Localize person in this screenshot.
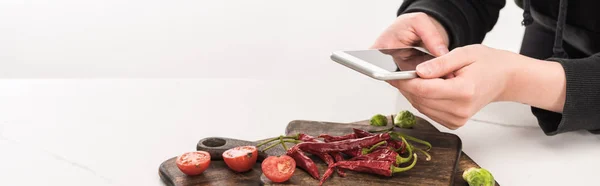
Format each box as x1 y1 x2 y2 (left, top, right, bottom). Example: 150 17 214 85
372 0 600 135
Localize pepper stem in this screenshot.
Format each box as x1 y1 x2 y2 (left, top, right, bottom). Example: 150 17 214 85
361 141 387 155
414 147 431 161
388 134 406 153
368 126 394 133
391 153 418 174
280 135 288 150
395 155 403 165
391 132 432 151
256 134 298 147
261 139 301 152
399 137 413 164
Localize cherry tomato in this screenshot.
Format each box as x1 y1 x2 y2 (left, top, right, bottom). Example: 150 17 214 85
223 146 258 172
261 155 296 183
176 151 211 176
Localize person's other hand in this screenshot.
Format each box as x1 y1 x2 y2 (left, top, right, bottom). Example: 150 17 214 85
372 12 450 57
388 45 545 129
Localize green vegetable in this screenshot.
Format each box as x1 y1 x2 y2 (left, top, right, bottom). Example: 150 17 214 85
394 110 416 128
370 114 388 126
462 167 495 186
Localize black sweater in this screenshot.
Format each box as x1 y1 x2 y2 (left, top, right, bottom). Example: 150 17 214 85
397 0 600 135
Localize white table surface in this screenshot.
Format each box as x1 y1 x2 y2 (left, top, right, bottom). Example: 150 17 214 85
1 78 599 186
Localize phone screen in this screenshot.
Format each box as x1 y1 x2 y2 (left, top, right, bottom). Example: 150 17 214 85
344 48 434 72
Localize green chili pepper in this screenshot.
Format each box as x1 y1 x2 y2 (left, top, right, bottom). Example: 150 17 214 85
370 114 388 126
394 110 416 128
463 167 495 186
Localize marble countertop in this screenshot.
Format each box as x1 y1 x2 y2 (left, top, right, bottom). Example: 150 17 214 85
1 78 598 186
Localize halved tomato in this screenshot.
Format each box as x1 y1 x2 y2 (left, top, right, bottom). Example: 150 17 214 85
261 155 296 183
176 151 211 176
223 146 258 172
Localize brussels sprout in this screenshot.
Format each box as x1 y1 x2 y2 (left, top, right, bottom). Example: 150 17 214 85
462 167 495 186
370 114 388 126
394 110 416 128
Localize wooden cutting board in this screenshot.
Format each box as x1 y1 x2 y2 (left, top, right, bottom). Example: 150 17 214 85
159 118 467 186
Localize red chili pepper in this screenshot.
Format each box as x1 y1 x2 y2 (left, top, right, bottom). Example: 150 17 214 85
298 133 318 142
389 139 406 153
351 148 404 166
360 141 388 155
352 128 373 138
296 134 347 177
331 152 346 177
297 133 390 153
318 133 357 142
342 149 361 157
342 138 388 158
286 145 320 180
389 140 404 151
353 128 406 153
295 133 337 176
319 156 418 186
314 152 334 167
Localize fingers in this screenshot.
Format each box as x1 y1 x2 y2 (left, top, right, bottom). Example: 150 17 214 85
379 48 404 56
400 88 449 113
443 73 456 79
371 40 392 49
417 98 474 119
413 104 465 130
372 12 448 54
389 78 472 99
415 45 485 78
386 48 418 58
387 49 432 71
392 80 470 130
399 88 468 130
371 30 416 50
408 13 449 56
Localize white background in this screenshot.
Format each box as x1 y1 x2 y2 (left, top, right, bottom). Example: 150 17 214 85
1 0 524 79
3 1 596 186
1 0 537 124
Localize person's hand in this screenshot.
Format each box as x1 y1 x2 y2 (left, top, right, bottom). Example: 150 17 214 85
380 48 435 71
372 12 450 57
388 45 564 129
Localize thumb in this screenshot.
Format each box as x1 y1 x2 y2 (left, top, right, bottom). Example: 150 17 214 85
415 47 475 78
411 14 449 56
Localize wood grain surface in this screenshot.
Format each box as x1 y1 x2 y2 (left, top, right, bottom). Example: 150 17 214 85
159 117 468 186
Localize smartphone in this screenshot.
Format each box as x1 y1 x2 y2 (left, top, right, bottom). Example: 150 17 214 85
330 47 434 80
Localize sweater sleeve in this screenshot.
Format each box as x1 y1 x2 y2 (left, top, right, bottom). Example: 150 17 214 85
532 53 600 135
397 0 506 49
